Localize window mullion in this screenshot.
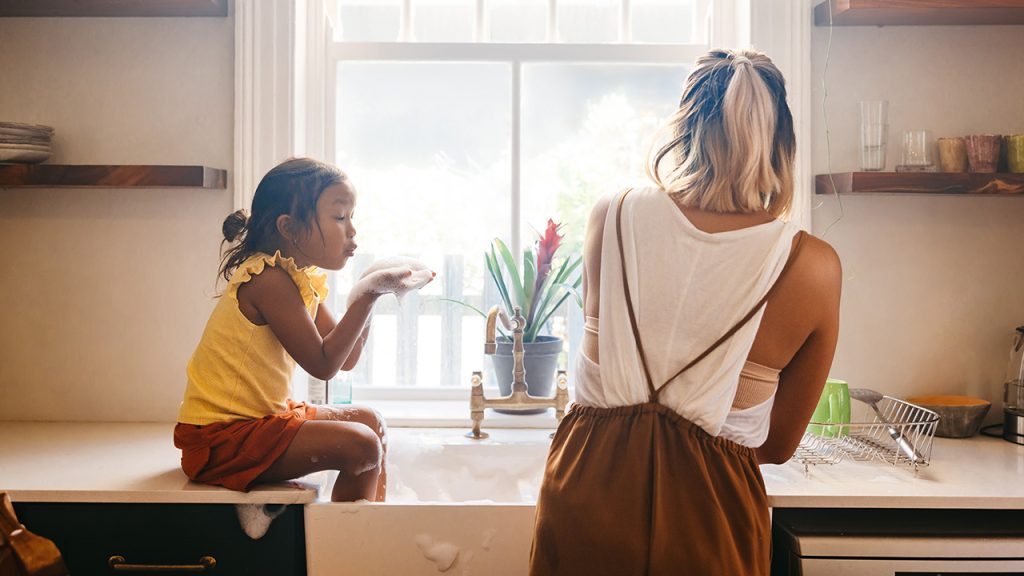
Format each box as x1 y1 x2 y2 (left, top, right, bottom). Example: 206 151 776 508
475 0 486 42
619 0 631 43
400 0 412 41
331 42 709 63
546 0 557 43
510 60 522 262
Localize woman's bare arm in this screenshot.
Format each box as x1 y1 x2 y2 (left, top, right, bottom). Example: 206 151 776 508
755 238 842 464
581 194 614 364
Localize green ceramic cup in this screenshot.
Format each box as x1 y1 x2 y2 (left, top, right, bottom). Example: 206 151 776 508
807 378 851 437
1006 134 1024 173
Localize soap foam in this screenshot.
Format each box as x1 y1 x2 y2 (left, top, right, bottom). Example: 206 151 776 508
480 528 497 551
414 533 460 572
348 256 435 306
234 503 287 540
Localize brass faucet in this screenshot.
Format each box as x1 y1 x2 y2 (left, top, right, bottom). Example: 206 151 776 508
467 305 570 439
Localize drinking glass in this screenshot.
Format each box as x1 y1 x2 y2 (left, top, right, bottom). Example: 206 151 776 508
860 100 888 125
937 137 968 172
898 130 933 170
859 101 888 171
966 134 1002 173
1006 134 1024 173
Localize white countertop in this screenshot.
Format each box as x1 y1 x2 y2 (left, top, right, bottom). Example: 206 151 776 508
0 422 318 504
764 432 1024 509
3 421 1024 508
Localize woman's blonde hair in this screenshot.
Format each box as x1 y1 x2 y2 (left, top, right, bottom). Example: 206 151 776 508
646 48 795 218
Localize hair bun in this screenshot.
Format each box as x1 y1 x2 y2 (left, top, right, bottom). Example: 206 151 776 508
222 209 249 243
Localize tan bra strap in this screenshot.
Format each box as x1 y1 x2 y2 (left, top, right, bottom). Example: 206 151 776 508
614 188 658 399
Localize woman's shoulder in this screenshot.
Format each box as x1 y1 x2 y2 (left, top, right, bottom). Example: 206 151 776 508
587 186 659 223
787 231 842 304
794 232 841 278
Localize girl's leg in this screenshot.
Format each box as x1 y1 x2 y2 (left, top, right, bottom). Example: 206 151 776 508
255 420 382 502
315 405 388 502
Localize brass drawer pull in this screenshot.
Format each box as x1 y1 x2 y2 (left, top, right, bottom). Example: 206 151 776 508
108 555 216 572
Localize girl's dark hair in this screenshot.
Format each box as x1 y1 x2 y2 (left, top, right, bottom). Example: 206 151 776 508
218 157 348 283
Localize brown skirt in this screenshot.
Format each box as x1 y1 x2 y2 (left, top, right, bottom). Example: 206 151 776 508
530 402 770 576
173 401 317 492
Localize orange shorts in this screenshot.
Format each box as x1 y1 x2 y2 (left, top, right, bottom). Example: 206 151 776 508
173 401 317 492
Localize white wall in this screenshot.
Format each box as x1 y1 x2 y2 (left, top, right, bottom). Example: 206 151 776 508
0 15 234 422
810 24 1024 416
2 12 1022 424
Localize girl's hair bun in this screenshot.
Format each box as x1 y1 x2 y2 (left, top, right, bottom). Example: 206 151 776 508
222 209 249 243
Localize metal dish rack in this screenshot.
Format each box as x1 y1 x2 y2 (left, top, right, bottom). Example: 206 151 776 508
793 395 939 477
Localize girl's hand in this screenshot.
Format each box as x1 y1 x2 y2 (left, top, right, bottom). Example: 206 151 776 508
347 257 436 306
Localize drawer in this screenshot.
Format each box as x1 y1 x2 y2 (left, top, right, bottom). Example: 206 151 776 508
13 503 305 576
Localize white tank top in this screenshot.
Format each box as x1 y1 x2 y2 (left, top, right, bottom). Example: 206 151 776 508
574 187 799 447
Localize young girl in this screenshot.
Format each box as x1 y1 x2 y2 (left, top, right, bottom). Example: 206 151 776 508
174 157 433 502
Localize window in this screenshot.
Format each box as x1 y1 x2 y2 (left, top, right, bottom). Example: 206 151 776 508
318 0 732 399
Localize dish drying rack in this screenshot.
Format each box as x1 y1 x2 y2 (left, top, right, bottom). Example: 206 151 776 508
793 395 939 477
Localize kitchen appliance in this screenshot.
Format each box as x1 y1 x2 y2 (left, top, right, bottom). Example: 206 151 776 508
771 508 1024 575
1004 326 1024 445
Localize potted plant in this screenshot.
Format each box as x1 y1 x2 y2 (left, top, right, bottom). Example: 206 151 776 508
475 220 582 409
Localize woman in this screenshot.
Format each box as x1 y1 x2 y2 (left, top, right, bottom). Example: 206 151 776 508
530 49 841 575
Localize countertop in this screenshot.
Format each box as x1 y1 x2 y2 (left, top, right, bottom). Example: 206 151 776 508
0 422 319 504
763 432 1024 509
3 422 1024 508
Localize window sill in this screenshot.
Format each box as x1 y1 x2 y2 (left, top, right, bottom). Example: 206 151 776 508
363 400 560 429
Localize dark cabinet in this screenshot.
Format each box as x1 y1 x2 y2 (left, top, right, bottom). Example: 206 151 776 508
13 502 305 576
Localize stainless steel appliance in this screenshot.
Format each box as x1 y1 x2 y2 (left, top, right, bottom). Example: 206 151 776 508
771 508 1024 575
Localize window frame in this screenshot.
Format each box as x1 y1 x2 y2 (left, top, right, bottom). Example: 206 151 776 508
326 42 712 400
288 0 813 403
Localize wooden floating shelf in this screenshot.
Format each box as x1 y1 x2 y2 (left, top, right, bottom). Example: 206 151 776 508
0 164 227 189
816 172 1024 196
814 0 1024 26
0 0 228 17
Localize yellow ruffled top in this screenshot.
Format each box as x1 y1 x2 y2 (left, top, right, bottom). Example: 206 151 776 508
177 251 329 426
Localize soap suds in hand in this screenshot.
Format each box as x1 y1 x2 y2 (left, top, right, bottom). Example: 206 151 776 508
347 256 435 307
414 533 460 572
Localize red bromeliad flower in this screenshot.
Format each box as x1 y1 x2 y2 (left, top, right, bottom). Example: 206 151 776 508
527 219 564 328
535 219 563 281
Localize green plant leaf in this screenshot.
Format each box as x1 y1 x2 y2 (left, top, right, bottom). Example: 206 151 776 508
524 254 582 341
532 290 577 339
493 238 526 313
550 253 583 287
485 247 513 315
432 297 488 318
523 247 537 322
559 282 583 308
433 297 509 340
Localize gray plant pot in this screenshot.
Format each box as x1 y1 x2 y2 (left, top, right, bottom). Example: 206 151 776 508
490 335 563 414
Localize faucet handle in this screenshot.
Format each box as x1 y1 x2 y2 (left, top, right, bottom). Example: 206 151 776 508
510 306 526 333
